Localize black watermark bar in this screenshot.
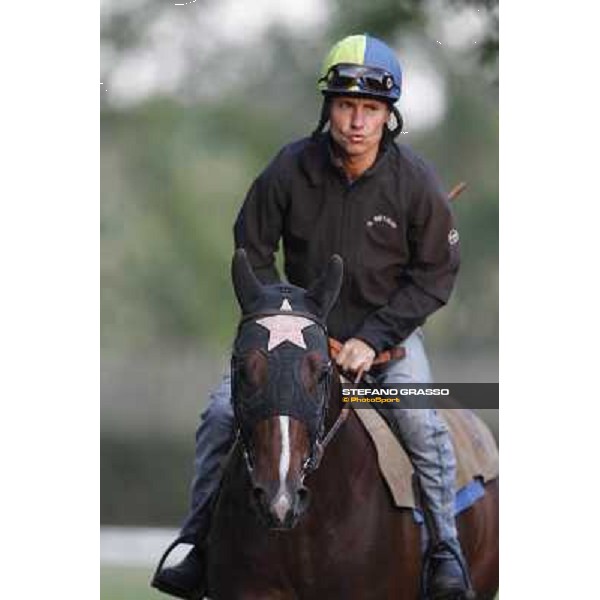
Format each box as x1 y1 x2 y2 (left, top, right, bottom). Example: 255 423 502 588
340 383 499 410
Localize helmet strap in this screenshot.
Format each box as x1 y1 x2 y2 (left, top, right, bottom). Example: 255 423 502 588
311 98 332 140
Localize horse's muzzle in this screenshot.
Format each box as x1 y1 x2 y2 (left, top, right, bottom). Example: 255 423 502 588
252 483 310 530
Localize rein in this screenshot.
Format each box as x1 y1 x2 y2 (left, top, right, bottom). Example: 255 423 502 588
328 337 406 366
308 337 406 470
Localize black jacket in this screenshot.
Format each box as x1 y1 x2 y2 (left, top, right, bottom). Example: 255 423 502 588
234 133 460 354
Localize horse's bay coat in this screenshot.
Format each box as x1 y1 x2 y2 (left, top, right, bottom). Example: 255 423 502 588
234 132 460 354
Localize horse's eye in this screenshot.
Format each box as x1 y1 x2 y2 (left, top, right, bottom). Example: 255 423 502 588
235 351 268 390
301 353 330 395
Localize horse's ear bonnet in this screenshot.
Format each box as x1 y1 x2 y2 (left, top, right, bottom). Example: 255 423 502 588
232 249 263 314
305 255 343 319
231 251 344 450
232 250 343 318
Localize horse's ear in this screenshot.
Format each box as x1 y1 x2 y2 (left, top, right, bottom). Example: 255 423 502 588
232 249 263 313
305 254 344 318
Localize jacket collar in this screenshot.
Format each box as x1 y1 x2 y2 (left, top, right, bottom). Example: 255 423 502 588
300 132 393 187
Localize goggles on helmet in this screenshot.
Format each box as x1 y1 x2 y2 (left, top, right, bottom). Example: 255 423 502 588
318 63 396 95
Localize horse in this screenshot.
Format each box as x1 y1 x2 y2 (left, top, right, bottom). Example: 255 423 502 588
205 249 499 599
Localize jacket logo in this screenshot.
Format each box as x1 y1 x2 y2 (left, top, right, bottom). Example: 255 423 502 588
366 214 398 229
448 229 460 245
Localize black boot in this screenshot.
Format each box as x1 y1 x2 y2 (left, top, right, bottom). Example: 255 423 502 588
424 541 475 600
151 542 207 600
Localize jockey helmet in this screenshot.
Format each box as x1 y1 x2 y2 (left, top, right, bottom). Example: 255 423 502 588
317 34 402 104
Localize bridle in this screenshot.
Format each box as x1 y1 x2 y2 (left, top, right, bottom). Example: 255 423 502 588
232 308 350 484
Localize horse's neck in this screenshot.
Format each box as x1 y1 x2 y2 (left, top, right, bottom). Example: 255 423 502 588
312 374 380 512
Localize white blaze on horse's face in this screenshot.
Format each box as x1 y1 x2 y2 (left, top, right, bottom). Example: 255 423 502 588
272 415 292 523
256 300 313 351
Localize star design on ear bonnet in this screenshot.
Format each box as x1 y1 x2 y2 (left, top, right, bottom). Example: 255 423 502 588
256 299 314 351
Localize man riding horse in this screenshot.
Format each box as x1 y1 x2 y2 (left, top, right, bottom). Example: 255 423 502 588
152 34 470 599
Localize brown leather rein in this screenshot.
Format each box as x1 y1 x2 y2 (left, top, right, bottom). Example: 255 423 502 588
310 338 406 469
328 338 406 366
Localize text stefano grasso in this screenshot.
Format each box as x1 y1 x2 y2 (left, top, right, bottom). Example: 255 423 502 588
342 387 451 396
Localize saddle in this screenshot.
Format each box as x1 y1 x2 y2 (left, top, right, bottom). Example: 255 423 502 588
327 337 498 514
354 406 499 512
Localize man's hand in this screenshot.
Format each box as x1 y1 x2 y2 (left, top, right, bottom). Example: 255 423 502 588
335 338 376 383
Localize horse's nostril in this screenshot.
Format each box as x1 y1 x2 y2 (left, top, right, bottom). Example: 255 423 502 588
253 485 267 506
296 485 311 512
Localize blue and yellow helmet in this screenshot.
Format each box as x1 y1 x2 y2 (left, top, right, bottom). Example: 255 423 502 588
318 34 402 103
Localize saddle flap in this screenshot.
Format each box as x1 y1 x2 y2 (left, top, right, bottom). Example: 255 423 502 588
354 407 499 509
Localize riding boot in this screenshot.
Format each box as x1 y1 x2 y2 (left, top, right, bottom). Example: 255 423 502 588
422 538 474 600
385 408 474 599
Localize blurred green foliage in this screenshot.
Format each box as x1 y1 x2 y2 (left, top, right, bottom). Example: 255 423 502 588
102 434 194 525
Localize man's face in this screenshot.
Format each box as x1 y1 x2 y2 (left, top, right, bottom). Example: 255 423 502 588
328 96 390 158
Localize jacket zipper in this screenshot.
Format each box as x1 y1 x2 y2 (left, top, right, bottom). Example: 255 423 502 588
339 181 354 340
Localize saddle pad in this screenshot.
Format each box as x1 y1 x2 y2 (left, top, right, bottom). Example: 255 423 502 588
354 407 499 509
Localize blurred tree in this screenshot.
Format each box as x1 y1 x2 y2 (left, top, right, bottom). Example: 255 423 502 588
101 0 498 99
449 0 498 71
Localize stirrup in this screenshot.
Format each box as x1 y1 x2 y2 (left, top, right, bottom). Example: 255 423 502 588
420 539 476 600
151 536 191 582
